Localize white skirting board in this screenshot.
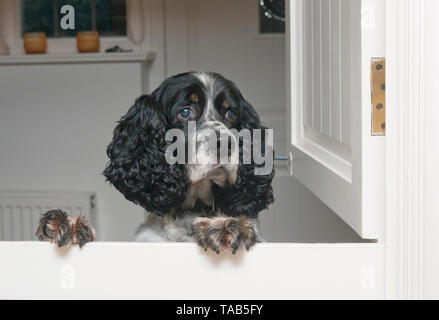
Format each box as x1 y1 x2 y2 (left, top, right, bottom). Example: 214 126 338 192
0 242 384 299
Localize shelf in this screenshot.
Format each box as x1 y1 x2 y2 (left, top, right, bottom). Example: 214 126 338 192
0 51 156 65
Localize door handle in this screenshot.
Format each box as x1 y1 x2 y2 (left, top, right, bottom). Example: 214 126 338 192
275 153 294 175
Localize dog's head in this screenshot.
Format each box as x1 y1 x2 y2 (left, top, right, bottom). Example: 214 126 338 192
103 72 274 218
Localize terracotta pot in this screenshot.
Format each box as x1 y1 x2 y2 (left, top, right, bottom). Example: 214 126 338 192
24 32 47 54
76 31 100 53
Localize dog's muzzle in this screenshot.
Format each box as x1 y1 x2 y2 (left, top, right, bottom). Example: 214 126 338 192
187 121 238 186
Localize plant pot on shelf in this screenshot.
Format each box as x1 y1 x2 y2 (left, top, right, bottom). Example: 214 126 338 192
23 32 47 54
76 31 100 53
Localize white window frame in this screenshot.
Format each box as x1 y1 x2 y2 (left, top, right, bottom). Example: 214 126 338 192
2 0 138 54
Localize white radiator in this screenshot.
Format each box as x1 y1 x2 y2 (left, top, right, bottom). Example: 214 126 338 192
0 191 96 241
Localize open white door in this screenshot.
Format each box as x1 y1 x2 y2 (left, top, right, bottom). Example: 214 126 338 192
286 0 385 239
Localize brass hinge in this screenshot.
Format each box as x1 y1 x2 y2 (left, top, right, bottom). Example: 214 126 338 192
371 58 386 136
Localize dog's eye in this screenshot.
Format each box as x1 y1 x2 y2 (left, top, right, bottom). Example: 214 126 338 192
179 108 193 119
225 110 237 121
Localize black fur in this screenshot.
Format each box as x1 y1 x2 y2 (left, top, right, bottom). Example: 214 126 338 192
103 95 188 216
213 100 275 218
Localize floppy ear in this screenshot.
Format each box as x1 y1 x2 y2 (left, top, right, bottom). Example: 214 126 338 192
213 100 275 218
103 95 188 216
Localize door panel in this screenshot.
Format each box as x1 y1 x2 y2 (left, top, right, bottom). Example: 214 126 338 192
304 0 352 147
286 0 385 239
0 242 384 299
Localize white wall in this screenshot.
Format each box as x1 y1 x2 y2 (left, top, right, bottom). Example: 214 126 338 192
0 62 147 241
260 173 366 243
422 0 439 299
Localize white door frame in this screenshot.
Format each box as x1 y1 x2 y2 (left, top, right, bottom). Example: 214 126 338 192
286 0 425 299
385 0 425 300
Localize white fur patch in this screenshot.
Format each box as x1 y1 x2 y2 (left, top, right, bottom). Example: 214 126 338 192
135 215 197 242
194 72 216 120
188 72 239 185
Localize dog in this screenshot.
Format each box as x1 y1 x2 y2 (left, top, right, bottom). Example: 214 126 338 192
37 72 275 254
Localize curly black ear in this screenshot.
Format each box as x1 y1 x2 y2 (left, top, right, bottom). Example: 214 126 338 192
103 95 187 216
213 100 275 218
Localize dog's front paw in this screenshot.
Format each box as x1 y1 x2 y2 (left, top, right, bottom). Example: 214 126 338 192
36 210 71 247
36 210 96 248
192 217 259 254
69 216 97 247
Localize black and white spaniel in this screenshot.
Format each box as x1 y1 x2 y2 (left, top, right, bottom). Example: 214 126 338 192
37 72 275 254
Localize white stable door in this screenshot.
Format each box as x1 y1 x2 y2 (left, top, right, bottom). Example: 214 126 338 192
286 0 386 239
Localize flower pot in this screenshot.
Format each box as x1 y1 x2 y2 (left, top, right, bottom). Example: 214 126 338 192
76 31 100 53
23 32 47 54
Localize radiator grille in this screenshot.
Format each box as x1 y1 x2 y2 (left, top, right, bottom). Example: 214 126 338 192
0 191 96 241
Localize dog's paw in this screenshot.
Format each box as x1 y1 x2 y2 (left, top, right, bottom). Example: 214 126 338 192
36 210 96 248
69 216 97 247
192 217 259 254
36 210 71 247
